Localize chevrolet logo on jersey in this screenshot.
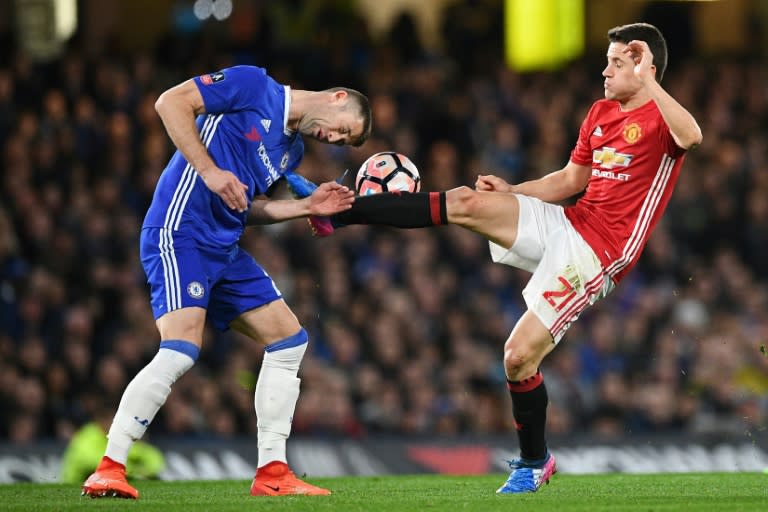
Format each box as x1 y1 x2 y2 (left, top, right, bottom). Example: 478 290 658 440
592 147 633 169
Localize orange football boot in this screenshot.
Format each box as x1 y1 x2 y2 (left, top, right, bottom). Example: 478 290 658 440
250 461 330 496
81 457 139 499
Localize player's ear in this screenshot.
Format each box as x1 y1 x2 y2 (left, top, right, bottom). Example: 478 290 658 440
332 89 348 103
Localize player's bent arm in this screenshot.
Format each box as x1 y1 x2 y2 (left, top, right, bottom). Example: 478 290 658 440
155 80 249 212
155 80 220 178
644 79 702 150
510 161 591 203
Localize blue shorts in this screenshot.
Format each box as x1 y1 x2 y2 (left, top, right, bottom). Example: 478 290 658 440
139 227 282 330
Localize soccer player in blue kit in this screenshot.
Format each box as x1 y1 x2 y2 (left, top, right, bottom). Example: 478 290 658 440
81 66 370 499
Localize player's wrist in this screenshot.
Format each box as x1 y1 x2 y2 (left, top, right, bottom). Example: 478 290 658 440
301 197 317 216
195 164 219 181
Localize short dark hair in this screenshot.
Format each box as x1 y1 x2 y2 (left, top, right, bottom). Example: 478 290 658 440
607 23 668 83
328 87 372 147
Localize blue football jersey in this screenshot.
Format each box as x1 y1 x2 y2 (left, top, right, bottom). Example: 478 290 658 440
142 66 305 248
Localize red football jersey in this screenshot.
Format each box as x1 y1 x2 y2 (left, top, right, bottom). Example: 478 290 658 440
565 99 687 283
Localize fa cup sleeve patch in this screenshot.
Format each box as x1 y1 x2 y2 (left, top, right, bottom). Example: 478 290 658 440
200 71 225 85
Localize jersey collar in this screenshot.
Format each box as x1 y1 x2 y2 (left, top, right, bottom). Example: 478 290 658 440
283 85 293 136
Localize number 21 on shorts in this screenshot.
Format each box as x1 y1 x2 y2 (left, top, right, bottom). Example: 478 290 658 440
542 276 577 312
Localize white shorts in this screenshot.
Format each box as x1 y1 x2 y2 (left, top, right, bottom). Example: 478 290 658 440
489 195 614 343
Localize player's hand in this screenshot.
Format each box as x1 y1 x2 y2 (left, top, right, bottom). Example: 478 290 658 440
475 174 513 193
201 168 249 212
624 40 654 84
308 181 354 215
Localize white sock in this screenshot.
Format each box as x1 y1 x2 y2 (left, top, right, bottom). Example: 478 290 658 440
105 340 199 465
255 329 308 467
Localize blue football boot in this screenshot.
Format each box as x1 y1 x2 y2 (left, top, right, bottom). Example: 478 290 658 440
496 453 557 494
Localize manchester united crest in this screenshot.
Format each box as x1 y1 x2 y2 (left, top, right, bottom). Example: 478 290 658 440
623 123 642 144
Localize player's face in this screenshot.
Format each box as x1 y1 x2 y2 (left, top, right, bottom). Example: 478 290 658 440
299 94 364 146
309 111 363 146
602 42 643 102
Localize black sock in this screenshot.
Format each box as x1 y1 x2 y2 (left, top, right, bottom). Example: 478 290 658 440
334 191 447 228
507 371 548 461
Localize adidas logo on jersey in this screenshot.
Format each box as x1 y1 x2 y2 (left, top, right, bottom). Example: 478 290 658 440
592 126 603 137
261 119 271 133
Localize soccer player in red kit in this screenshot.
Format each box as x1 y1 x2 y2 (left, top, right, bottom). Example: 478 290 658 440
309 22 702 493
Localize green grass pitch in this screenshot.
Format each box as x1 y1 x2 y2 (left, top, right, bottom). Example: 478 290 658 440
1 473 766 511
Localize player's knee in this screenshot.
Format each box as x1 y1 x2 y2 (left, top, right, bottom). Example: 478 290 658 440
446 186 480 224
503 344 537 379
503 346 529 371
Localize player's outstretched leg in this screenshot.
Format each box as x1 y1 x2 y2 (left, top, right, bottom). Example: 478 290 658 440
250 461 331 496
496 453 557 494
81 456 139 499
309 191 448 237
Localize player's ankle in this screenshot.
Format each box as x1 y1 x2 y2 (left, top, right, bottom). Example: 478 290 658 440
97 456 126 472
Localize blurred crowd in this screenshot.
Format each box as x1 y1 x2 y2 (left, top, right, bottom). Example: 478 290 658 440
1 1 767 446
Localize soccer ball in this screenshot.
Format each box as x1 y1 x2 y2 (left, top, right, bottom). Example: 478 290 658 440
355 151 421 195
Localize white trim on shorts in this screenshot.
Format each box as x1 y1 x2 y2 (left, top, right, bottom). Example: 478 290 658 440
159 114 223 312
489 194 614 343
